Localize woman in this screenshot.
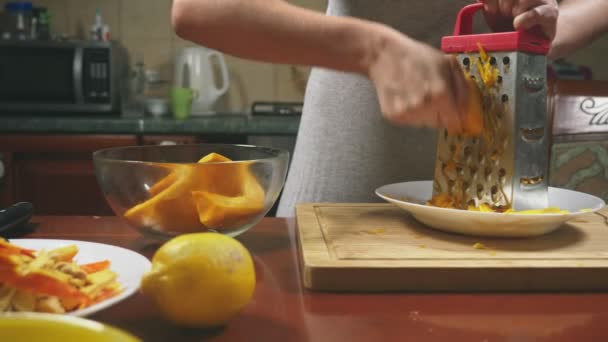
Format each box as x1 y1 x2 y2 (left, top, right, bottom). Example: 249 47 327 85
548 0 608 60
171 0 558 217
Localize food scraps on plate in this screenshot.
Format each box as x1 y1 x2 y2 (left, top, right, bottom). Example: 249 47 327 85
0 239 121 314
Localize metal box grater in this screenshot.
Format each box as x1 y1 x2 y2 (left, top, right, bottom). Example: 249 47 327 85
432 3 551 211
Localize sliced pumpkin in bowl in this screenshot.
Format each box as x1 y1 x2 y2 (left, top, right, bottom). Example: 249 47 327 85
123 164 201 233
192 161 265 229
123 152 266 233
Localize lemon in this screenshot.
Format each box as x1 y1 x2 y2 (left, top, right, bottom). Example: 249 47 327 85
140 232 256 327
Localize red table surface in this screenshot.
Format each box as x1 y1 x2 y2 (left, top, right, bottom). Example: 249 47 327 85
10 215 608 342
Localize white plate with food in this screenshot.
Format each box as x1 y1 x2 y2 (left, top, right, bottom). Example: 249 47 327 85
0 239 151 317
375 181 606 238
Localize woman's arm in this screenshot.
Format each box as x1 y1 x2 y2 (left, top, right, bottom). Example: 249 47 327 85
172 0 470 133
172 0 375 75
481 0 559 39
548 0 608 60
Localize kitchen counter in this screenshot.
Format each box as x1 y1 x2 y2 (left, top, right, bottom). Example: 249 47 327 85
0 114 300 136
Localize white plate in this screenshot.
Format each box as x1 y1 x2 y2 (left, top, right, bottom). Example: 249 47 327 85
9 239 151 317
375 181 606 238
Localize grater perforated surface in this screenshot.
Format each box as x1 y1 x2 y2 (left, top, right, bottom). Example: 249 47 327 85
431 49 549 211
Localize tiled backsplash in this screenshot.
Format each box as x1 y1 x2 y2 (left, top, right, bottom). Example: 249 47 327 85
566 35 608 81
33 0 326 112
24 0 608 111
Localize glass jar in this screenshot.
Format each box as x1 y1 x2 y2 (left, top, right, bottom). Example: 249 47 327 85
3 2 33 40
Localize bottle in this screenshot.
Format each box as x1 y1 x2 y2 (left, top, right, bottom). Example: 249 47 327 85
18 2 32 40
30 16 37 39
122 61 147 117
90 9 103 41
102 24 110 41
6 2 32 40
37 8 51 40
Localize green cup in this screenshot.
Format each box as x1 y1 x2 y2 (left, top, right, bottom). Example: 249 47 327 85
171 87 198 120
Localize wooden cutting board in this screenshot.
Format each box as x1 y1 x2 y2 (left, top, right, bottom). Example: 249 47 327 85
296 203 608 292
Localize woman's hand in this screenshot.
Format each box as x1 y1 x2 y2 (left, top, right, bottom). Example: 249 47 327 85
366 26 469 134
481 0 558 40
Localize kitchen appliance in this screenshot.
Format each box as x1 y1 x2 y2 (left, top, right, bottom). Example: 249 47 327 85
0 39 126 114
432 3 551 211
251 101 302 116
174 46 229 115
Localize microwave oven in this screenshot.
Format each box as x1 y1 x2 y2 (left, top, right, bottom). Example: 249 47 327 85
0 40 126 114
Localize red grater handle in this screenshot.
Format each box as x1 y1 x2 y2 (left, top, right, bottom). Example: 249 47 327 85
453 2 484 36
443 2 550 54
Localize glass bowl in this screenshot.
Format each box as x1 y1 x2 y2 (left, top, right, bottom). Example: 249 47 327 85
93 144 289 238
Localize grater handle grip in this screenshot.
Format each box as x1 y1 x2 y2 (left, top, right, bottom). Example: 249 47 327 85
453 3 485 36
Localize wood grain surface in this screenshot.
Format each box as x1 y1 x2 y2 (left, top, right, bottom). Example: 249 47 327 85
296 203 608 292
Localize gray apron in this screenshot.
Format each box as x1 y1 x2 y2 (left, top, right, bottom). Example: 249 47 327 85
277 0 476 216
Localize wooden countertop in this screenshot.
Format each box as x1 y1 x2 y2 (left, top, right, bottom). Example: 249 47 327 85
13 215 608 341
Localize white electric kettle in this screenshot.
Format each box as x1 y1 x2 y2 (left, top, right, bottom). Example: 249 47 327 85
174 46 230 115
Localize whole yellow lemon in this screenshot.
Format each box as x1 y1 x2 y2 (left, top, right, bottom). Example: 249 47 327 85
141 232 256 327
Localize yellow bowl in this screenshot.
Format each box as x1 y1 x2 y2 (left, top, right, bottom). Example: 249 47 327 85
0 313 140 342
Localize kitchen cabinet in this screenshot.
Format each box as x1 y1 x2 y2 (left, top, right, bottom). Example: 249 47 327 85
0 134 202 215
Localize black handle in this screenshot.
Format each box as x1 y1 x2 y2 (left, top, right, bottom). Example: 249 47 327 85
0 202 34 238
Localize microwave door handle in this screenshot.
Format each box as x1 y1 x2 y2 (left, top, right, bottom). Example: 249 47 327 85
73 47 84 104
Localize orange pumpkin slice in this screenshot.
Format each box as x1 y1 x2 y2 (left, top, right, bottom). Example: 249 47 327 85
192 160 265 228
0 268 88 302
123 152 266 233
123 164 201 233
462 74 483 137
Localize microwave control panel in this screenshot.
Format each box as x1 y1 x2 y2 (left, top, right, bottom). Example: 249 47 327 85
83 48 111 104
